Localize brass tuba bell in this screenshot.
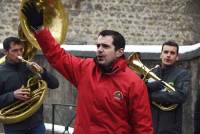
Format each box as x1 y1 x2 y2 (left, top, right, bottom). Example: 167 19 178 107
128 52 178 111
19 0 68 50
18 24 38 61
0 0 68 124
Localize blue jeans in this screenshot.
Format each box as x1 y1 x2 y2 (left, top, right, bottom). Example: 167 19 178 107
4 123 46 134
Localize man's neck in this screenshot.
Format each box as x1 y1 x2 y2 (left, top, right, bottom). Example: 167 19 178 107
161 64 175 71
98 62 114 73
6 57 19 65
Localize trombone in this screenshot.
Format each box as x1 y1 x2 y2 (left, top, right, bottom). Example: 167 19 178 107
128 52 178 111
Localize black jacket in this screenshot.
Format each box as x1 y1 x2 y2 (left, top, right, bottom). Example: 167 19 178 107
147 65 190 134
0 59 59 131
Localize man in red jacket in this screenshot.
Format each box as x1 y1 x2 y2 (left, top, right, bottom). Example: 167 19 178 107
22 2 153 134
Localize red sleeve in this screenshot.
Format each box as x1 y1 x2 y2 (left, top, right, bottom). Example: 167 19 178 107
129 79 153 134
34 28 83 87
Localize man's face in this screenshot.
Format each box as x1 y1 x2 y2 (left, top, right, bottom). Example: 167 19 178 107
160 45 178 66
5 43 24 63
96 35 123 67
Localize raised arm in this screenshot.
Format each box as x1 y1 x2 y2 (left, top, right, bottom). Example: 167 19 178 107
21 2 84 86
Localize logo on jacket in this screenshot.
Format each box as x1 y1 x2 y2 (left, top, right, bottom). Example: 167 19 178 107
113 91 123 100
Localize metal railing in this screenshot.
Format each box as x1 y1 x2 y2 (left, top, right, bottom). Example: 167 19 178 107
50 104 76 134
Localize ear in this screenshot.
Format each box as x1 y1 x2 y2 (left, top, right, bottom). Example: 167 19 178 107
160 53 162 59
3 50 8 55
176 55 179 61
116 48 124 57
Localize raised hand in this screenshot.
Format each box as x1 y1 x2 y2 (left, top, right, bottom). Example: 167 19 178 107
21 2 43 30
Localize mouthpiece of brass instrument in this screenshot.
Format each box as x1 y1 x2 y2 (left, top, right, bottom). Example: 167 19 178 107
17 56 30 64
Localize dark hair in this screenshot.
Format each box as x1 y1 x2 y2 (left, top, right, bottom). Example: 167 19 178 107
162 40 179 54
98 30 125 50
3 36 22 51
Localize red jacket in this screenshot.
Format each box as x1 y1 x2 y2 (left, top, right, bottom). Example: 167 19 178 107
35 28 153 134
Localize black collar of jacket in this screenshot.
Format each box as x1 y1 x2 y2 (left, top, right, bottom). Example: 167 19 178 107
5 57 23 70
94 57 126 74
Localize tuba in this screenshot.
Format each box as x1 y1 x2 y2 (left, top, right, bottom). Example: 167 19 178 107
128 52 178 111
0 0 68 124
19 0 68 50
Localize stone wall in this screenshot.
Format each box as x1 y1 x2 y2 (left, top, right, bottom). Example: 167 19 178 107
0 0 200 45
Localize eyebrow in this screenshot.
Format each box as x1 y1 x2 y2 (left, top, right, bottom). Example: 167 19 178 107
11 48 24 51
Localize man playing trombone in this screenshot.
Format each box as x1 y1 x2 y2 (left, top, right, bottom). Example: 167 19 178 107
146 41 191 134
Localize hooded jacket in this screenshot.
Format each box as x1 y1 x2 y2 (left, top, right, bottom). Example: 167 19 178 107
34 28 153 134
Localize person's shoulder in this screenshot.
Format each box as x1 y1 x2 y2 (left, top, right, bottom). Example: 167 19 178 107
0 62 6 70
126 66 139 75
176 67 189 74
0 63 7 79
124 67 143 81
82 58 94 64
175 67 191 79
79 57 95 68
85 58 94 62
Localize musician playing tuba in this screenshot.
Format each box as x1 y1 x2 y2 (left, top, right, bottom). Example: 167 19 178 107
0 37 59 133
146 41 190 134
